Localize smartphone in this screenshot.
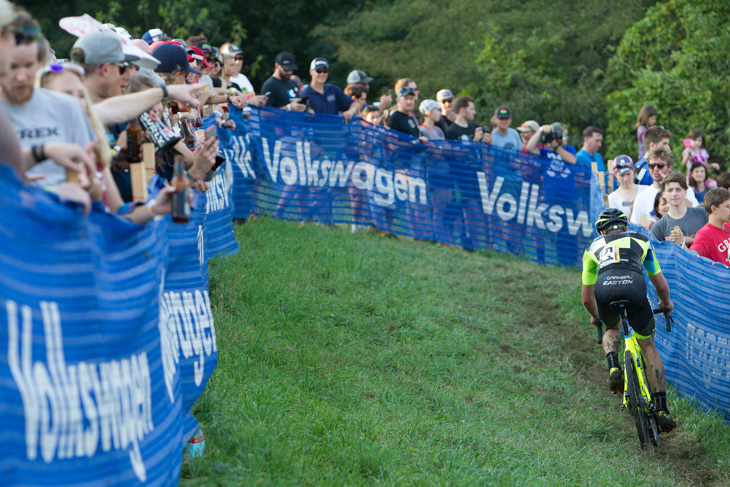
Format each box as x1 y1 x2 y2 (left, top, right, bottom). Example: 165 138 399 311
211 153 226 172
206 125 226 172
264 91 271 98
299 96 309 106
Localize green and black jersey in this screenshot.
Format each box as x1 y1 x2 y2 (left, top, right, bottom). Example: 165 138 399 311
582 232 661 286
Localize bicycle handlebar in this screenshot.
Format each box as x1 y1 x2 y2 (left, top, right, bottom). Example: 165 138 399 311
652 307 673 333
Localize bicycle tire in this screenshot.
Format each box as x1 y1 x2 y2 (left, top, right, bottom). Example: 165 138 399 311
643 360 661 447
625 352 652 451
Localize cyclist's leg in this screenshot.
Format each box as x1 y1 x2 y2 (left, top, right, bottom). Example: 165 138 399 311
631 300 662 392
632 303 676 431
635 334 665 394
594 273 624 372
594 290 623 390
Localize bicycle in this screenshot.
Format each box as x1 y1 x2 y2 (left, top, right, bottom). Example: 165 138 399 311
595 300 673 451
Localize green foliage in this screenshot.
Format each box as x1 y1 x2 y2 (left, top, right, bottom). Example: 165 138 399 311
26 0 366 88
316 0 652 135
605 0 730 166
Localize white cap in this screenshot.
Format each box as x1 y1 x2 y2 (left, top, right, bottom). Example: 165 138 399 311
0 0 16 28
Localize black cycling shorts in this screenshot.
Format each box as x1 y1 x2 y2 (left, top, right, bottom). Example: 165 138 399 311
594 269 655 338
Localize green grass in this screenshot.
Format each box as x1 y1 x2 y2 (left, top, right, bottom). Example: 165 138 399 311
182 218 730 486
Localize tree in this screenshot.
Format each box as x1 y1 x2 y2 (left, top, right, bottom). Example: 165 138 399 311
604 0 730 167
316 0 652 136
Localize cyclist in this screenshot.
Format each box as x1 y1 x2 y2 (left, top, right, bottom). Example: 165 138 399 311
581 208 677 432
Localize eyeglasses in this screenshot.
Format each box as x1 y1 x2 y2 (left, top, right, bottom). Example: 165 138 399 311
13 24 42 45
648 162 667 169
41 62 86 79
316 68 328 74
114 62 129 75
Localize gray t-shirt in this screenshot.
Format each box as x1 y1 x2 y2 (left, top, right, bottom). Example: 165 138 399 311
0 88 96 186
491 127 523 151
651 206 709 241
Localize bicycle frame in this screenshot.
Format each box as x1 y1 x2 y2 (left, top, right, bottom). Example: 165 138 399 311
616 305 653 413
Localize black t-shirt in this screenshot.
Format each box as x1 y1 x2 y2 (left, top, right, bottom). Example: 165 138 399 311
261 76 299 108
387 111 420 137
112 168 133 203
435 115 452 134
445 122 479 141
211 77 222 88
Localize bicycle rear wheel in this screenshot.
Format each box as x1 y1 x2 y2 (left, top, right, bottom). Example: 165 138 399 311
643 363 661 447
625 352 652 451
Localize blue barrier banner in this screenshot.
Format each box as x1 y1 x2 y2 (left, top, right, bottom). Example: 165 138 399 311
224 107 595 267
160 188 218 442
203 116 240 259
0 165 182 485
645 242 730 420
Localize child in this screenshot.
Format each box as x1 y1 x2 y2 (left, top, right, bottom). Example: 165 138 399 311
689 187 730 266
687 162 717 204
648 191 670 225
608 155 645 218
681 129 720 171
635 105 657 160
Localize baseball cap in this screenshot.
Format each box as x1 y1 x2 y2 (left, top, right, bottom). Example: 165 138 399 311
152 43 200 74
0 0 16 28
105 23 132 40
614 155 634 174
275 51 297 71
436 89 454 101
495 106 512 119
220 43 243 57
71 31 139 65
419 99 439 116
397 86 416 98
310 57 329 70
195 42 214 55
187 46 209 68
142 28 165 45
347 69 373 84
517 120 540 133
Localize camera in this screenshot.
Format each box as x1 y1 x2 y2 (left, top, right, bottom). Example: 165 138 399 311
541 123 563 145
541 131 558 144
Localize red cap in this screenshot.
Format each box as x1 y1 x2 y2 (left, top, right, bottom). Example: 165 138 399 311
187 46 210 68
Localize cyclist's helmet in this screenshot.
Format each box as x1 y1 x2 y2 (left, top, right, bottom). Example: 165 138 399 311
595 208 628 233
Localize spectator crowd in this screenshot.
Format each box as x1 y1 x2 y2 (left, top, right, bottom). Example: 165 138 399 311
1 3 729 265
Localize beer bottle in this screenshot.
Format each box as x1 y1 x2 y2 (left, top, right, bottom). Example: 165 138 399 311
127 120 143 162
172 154 190 223
180 120 197 148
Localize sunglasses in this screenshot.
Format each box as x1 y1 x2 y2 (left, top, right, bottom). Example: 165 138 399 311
648 162 667 169
316 68 328 74
114 62 129 75
206 58 221 66
234 56 244 62
13 24 42 45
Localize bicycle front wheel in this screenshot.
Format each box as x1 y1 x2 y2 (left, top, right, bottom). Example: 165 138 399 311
625 352 652 451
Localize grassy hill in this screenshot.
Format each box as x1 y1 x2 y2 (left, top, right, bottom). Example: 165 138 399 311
182 218 729 485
